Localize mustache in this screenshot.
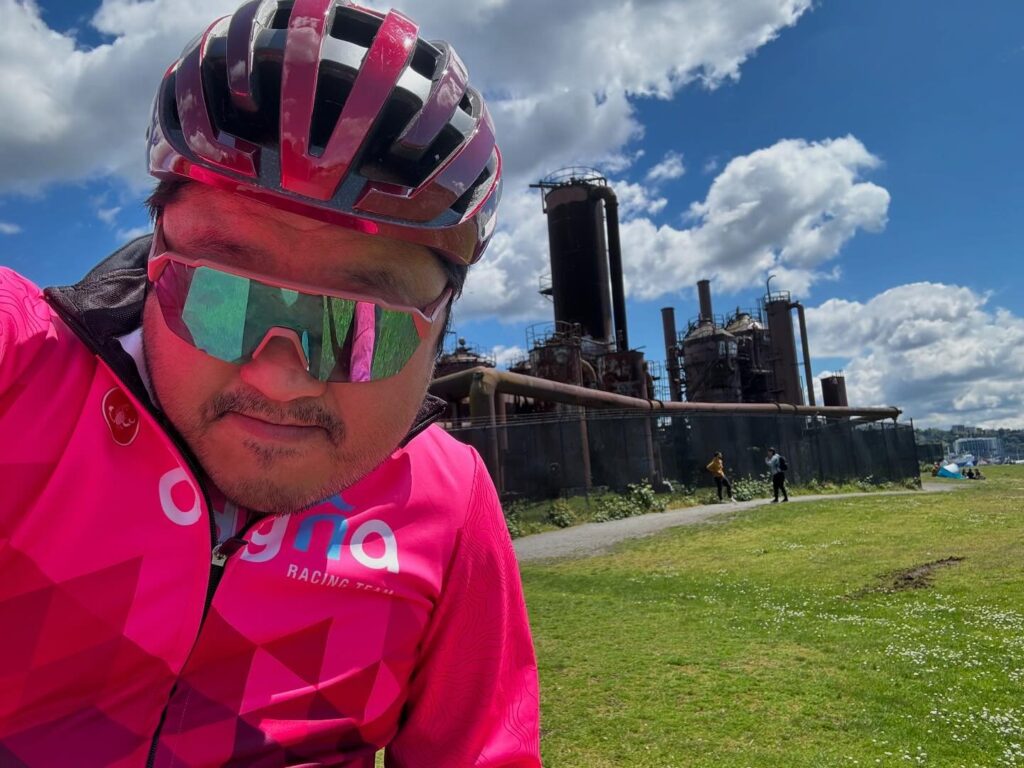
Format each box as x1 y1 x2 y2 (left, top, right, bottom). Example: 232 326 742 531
209 389 344 445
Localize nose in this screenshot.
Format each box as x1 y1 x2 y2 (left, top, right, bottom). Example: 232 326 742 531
239 329 327 401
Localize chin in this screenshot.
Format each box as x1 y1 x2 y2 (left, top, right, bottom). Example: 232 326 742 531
199 441 387 517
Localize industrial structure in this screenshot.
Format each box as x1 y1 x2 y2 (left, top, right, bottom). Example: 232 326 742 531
435 336 495 378
429 167 918 499
516 168 653 400
661 278 818 406
820 372 850 407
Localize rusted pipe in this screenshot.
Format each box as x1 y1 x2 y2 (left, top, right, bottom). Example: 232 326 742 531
697 280 714 323
431 367 901 422
661 307 682 401
793 302 816 407
591 186 628 351
467 370 502 493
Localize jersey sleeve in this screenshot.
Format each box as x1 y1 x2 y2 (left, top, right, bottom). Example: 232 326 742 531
0 268 56 399
385 454 542 768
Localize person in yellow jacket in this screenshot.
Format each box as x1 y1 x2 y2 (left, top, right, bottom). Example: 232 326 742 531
706 451 736 502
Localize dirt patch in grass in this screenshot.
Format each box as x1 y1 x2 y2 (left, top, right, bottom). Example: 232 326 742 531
852 556 966 597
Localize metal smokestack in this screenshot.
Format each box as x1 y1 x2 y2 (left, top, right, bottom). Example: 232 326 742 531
593 187 628 351
794 302 816 406
697 280 714 322
661 307 682 401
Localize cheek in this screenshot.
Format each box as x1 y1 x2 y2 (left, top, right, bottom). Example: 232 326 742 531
144 298 235 421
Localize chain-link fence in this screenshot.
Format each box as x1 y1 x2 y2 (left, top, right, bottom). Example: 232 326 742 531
443 408 920 500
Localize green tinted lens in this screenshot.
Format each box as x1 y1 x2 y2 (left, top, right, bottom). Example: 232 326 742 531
319 298 355 380
181 267 250 361
370 308 421 379
174 264 424 382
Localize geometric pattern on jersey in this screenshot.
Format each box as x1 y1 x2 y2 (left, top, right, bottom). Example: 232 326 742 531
0 545 174 767
152 603 418 766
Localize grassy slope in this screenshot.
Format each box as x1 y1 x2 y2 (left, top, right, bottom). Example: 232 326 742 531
523 466 1024 767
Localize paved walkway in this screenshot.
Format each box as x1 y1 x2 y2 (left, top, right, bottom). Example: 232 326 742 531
513 482 957 563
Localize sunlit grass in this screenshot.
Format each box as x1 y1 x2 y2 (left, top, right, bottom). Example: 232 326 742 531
523 465 1024 767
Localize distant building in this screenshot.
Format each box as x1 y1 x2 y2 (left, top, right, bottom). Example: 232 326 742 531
953 437 1004 461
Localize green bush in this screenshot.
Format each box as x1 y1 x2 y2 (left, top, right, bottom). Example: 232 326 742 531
626 481 667 513
546 499 576 528
731 473 773 502
502 503 525 539
588 481 668 523
593 495 635 522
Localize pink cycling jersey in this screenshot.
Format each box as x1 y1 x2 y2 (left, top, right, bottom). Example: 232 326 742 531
0 267 542 767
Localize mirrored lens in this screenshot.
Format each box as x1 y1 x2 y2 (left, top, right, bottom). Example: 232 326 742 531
152 260 424 382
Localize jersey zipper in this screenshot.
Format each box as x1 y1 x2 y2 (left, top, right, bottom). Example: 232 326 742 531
143 532 252 768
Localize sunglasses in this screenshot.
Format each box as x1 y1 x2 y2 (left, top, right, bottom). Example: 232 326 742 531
147 222 451 383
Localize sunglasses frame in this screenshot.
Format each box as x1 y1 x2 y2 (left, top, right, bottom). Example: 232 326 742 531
147 220 453 336
146 219 453 380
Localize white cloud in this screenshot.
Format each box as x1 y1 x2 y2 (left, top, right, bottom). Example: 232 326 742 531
0 0 241 193
491 345 526 369
458 135 890 322
610 179 668 219
702 157 721 174
0 0 812 195
806 283 1024 428
117 224 152 241
97 205 121 224
0 221 22 235
623 136 889 300
645 151 686 184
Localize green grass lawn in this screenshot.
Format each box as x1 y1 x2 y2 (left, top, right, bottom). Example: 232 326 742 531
522 465 1024 767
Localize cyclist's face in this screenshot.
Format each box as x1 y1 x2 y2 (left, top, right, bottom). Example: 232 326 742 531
143 184 448 515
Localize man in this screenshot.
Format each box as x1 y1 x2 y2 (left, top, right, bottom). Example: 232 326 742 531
705 451 736 502
0 2 541 766
766 447 789 503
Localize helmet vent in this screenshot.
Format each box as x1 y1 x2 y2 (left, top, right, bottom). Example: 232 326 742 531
162 73 182 132
423 125 464 176
269 2 293 30
410 42 439 80
450 151 496 216
360 91 423 185
309 64 354 155
330 7 382 49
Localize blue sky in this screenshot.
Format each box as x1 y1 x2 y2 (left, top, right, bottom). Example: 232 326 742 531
1 0 1022 426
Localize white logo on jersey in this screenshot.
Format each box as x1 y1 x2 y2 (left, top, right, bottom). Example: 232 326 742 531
159 468 202 526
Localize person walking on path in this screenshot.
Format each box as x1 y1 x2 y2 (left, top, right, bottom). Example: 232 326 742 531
766 447 789 503
706 451 736 502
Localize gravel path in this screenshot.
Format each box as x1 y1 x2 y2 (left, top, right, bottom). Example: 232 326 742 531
514 482 958 564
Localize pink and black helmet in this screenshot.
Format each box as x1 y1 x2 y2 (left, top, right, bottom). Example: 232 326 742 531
147 0 501 265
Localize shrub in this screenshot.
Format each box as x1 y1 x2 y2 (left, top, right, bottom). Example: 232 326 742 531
856 474 876 492
626 481 667 513
502 503 525 539
594 495 635 522
547 499 576 528
732 473 773 502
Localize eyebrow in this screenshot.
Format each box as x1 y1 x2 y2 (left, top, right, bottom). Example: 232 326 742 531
171 227 407 298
